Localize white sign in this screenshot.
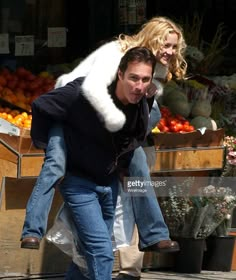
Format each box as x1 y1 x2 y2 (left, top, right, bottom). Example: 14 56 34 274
0 118 20 136
0 33 9 54
48 27 67 47
15 35 34 56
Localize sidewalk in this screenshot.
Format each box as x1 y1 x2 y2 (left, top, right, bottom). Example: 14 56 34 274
2 270 236 280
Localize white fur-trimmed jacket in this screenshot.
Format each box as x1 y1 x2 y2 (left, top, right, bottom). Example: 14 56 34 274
55 41 163 132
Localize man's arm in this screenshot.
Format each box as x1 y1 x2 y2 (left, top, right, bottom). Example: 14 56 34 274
30 78 81 148
33 79 81 120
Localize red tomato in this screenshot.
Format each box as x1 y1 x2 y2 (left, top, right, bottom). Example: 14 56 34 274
159 118 167 126
175 123 184 131
170 125 179 132
157 123 164 131
183 125 195 132
187 125 195 132
169 119 177 126
182 120 190 126
162 126 170 132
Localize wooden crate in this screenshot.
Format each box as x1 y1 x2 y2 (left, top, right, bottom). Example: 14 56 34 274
0 177 70 275
152 128 225 149
229 232 236 271
151 146 225 173
0 134 70 275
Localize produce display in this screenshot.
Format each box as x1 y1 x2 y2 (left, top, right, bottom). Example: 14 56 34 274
0 106 31 129
0 64 234 137
0 67 55 112
151 73 236 135
0 66 56 130
152 106 195 133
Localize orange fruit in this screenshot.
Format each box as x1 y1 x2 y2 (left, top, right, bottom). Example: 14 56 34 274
6 114 13 122
1 112 7 119
21 112 28 119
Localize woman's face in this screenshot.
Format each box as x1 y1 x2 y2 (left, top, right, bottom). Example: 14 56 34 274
156 32 178 65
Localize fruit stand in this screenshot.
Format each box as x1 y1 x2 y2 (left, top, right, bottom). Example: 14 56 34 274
142 128 226 271
0 129 71 276
0 64 235 274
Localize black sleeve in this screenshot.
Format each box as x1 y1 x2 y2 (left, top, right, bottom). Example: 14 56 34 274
30 78 82 148
147 96 154 112
117 150 134 177
33 79 81 120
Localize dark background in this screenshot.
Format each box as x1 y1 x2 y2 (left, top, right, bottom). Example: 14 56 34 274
0 0 235 74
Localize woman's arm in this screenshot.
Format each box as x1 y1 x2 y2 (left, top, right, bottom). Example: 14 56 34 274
55 41 126 132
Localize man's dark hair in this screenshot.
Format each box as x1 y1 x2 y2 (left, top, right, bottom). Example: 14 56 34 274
119 47 156 75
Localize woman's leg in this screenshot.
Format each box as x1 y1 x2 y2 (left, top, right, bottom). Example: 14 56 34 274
21 124 66 244
128 146 170 249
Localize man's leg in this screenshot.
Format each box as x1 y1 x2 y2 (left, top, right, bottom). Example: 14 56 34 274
117 226 144 280
59 175 119 280
21 124 66 249
129 147 179 251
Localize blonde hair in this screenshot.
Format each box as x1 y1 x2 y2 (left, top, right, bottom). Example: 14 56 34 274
118 16 187 81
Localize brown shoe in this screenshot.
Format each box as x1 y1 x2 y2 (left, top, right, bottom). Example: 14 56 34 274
141 240 179 253
21 237 40 249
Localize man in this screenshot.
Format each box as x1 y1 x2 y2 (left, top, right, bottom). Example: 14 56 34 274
30 47 158 280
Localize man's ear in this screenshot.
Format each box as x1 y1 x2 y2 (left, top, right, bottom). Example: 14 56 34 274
118 69 123 80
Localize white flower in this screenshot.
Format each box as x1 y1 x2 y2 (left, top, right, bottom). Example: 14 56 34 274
225 195 235 203
226 214 231 220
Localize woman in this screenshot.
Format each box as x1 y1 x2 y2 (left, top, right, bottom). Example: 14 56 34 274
21 17 187 264
55 16 186 131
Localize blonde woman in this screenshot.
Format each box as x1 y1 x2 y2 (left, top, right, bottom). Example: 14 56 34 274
21 17 187 258
55 16 187 131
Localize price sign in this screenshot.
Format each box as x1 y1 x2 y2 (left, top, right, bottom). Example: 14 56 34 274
15 35 34 56
48 27 67 47
0 33 9 54
0 118 20 136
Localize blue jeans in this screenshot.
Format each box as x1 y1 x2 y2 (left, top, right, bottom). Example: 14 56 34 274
147 99 161 133
59 175 119 280
21 124 66 239
129 147 170 250
129 99 169 249
21 101 163 242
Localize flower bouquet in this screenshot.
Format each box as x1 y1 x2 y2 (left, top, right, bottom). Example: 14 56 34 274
222 135 236 177
159 178 236 239
197 185 236 237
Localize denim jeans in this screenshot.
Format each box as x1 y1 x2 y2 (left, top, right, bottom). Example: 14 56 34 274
128 101 170 249
59 175 119 280
129 146 170 250
147 99 161 133
21 124 66 239
21 101 162 242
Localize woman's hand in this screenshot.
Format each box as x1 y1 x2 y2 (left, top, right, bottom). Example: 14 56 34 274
146 80 164 98
146 82 158 98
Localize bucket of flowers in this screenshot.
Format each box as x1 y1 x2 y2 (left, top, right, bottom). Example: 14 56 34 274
158 177 236 273
200 184 236 271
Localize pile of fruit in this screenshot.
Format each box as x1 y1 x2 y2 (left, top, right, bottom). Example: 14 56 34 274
0 67 55 112
0 106 32 129
152 106 195 133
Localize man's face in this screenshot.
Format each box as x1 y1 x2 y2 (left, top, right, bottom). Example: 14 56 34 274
117 61 153 105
